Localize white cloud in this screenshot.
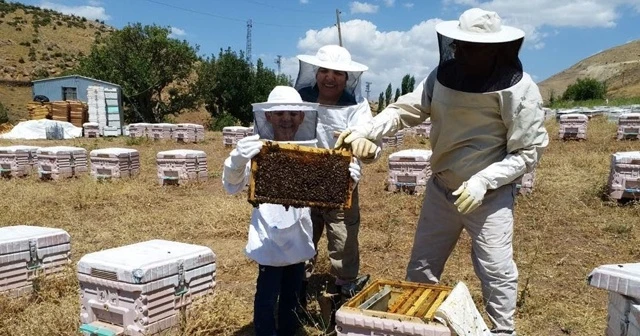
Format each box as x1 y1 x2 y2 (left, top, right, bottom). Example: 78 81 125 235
382 0 395 7
38 1 110 21
300 0 309 3
169 27 187 38
403 2 414 8
350 2 379 14
87 0 102 6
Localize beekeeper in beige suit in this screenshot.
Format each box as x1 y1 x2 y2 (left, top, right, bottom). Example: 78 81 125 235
335 8 549 336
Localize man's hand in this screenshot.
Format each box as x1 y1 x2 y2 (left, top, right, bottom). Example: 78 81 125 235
452 176 489 214
335 128 379 160
348 159 361 189
229 134 263 169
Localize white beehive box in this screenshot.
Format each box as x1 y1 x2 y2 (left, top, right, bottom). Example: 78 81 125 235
90 148 140 179
222 126 252 147
386 149 432 195
128 123 153 138
608 151 640 200
382 130 405 149
589 263 640 299
77 239 216 336
515 171 536 195
559 113 588 140
0 145 40 178
150 123 175 141
156 149 208 186
0 225 71 297
173 123 205 143
617 113 640 141
415 118 432 138
37 146 88 180
83 122 101 138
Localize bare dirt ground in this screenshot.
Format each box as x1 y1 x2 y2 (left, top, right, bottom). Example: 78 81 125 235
1 117 639 336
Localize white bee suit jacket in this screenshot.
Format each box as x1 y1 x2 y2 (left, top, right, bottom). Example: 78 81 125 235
222 159 316 267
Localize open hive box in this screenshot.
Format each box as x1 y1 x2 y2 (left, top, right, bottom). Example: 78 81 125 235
248 142 353 209
336 279 453 335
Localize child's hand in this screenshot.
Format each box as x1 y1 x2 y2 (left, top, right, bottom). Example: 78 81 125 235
229 135 262 169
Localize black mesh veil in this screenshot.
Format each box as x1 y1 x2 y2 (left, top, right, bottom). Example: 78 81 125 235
436 33 524 93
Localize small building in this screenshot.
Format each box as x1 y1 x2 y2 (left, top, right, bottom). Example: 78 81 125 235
31 75 123 111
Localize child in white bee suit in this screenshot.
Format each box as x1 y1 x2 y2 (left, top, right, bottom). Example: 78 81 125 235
222 86 362 336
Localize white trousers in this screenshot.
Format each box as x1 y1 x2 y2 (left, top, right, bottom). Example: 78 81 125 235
406 175 518 332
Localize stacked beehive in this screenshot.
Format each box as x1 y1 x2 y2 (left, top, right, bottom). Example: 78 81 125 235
559 113 589 140
77 239 216 336
386 149 432 195
382 130 405 149
222 126 252 147
156 149 208 186
150 123 175 141
415 118 432 138
0 145 40 178
90 148 140 179
83 122 100 138
51 101 70 122
515 171 536 195
36 146 88 180
27 102 51 120
68 100 88 128
617 113 640 140
0 225 71 297
103 88 122 136
128 123 152 138
173 123 205 143
607 151 640 200
588 263 640 336
87 86 107 131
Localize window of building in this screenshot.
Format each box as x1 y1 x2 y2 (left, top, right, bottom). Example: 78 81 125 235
62 87 77 101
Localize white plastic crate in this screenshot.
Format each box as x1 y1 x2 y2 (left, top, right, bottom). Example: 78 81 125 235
156 149 208 186
608 151 640 200
0 225 71 297
77 239 216 336
559 113 588 140
90 148 140 179
386 149 432 195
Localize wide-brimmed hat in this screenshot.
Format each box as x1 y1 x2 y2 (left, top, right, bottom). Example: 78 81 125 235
435 8 525 43
297 45 368 72
252 86 319 112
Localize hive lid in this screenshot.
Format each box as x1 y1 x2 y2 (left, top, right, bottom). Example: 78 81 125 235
389 149 433 161
83 122 99 127
588 263 640 299
613 151 640 161
620 113 640 118
560 113 588 119
90 148 138 156
223 126 250 132
129 123 152 127
0 225 70 255
157 149 206 158
37 146 87 154
77 239 216 284
6 145 41 151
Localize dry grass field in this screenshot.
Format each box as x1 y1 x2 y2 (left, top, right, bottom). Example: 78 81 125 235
0 117 639 336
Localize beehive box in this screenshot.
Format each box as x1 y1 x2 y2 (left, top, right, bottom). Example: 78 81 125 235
608 151 640 200
150 123 175 141
37 146 88 180
77 239 216 336
248 142 353 209
173 123 205 143
617 113 640 140
128 123 152 138
90 148 140 179
0 225 71 297
51 101 70 122
83 122 100 138
335 279 452 336
0 145 40 178
386 149 432 195
27 102 51 120
515 171 536 195
382 130 405 149
222 126 252 147
415 118 432 138
559 113 588 140
156 149 208 186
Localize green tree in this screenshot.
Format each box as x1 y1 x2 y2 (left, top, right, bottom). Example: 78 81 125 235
75 23 199 123
400 74 416 95
562 77 607 101
385 83 392 106
394 88 400 102
377 92 384 113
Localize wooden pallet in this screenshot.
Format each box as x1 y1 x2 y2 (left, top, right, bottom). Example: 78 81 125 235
248 141 353 209
340 279 452 323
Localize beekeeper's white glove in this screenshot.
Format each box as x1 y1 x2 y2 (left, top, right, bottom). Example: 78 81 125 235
223 134 262 187
348 159 362 189
335 127 379 160
452 176 490 215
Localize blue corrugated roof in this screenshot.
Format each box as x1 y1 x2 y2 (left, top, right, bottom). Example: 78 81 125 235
31 75 121 88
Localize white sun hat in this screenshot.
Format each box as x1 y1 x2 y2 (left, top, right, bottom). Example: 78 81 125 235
296 45 368 72
435 8 525 43
252 86 319 112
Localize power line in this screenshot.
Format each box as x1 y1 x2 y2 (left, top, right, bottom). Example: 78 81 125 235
239 0 326 15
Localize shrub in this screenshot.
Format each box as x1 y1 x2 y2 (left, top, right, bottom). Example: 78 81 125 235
562 77 607 101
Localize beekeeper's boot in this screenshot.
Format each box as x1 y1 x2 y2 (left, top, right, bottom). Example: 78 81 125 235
339 274 370 299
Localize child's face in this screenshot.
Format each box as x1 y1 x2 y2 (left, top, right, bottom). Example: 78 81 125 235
266 111 305 141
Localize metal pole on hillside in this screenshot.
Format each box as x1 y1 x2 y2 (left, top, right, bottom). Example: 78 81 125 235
336 9 343 46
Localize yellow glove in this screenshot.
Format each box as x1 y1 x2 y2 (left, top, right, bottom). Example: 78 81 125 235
334 129 379 160
452 176 489 214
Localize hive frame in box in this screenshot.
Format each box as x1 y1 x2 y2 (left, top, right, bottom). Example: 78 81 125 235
248 142 354 210
335 279 452 336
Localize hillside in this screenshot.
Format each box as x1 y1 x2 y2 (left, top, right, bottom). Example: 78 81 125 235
538 39 640 102
0 0 113 121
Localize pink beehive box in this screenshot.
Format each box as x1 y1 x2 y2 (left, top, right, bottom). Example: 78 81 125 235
415 118 432 138
382 130 405 149
0 145 40 178
222 126 252 147
559 113 588 140
128 123 153 138
83 122 101 138
90 148 140 179
629 303 640 336
515 171 536 195
0 225 71 297
617 113 640 141
173 123 205 143
156 149 208 186
605 292 638 336
77 239 216 336
386 149 432 195
607 151 640 200
36 146 88 180
150 123 175 141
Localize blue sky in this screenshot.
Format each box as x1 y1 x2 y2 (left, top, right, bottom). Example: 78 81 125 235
16 0 640 98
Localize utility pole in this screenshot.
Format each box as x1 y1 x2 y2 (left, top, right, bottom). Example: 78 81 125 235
365 81 372 101
275 55 282 75
335 9 343 47
246 19 253 65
